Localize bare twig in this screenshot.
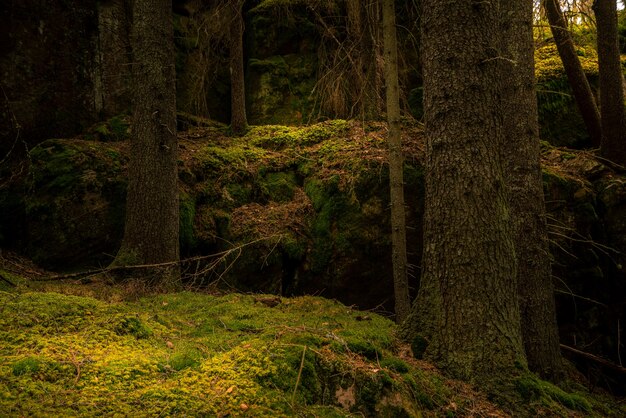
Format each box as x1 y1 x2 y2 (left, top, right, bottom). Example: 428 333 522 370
292 345 308 404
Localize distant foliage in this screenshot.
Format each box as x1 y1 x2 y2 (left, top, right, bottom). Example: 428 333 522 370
534 43 599 82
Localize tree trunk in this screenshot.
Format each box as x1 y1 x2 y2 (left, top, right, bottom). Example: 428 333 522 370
501 0 563 381
382 0 410 323
404 0 526 383
594 0 626 165
229 0 248 135
347 0 382 120
115 0 180 282
544 0 602 146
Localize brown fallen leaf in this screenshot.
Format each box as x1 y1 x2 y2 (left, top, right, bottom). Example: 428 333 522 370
166 341 174 349
226 385 235 394
240 403 249 411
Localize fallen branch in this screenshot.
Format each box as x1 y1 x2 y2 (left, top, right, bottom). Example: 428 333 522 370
560 344 626 374
33 235 283 282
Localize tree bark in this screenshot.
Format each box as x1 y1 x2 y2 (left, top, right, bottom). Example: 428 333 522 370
229 0 248 135
501 0 563 381
594 0 626 165
382 0 410 323
544 0 602 146
115 0 180 282
404 0 526 383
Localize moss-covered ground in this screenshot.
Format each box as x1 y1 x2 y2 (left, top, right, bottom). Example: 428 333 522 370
0 266 624 417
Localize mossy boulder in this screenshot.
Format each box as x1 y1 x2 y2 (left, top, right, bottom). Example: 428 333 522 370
22 139 127 268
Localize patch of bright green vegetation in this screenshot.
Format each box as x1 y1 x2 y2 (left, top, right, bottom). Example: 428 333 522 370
0 291 445 417
535 43 599 82
0 286 620 417
249 120 349 150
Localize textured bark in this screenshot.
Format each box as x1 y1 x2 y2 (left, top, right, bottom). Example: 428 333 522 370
95 0 132 117
382 0 409 323
544 0 602 146
594 0 626 165
115 0 180 279
406 0 526 382
501 0 563 381
229 0 248 135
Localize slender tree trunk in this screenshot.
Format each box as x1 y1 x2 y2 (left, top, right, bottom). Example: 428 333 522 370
347 0 382 120
544 0 602 146
382 0 409 323
362 0 382 120
501 0 563 381
115 0 180 282
404 0 526 383
229 0 248 135
594 0 626 165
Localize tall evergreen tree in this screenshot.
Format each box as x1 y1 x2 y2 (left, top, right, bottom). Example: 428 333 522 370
501 0 563 381
382 0 410 323
229 0 248 135
544 0 602 146
403 0 526 382
115 0 180 281
594 0 626 165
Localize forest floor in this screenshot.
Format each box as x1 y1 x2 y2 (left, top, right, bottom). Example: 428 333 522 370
1 253 624 417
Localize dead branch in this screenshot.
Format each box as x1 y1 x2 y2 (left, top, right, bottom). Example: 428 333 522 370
560 344 626 374
33 235 283 282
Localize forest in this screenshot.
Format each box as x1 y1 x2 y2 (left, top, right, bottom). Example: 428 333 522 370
1 0 626 416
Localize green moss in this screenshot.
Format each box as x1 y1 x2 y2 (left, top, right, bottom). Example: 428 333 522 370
259 171 298 202
249 120 349 150
12 357 42 376
380 357 409 373
115 316 153 339
347 340 382 361
535 43 599 82
0 291 618 416
86 115 130 142
515 375 592 413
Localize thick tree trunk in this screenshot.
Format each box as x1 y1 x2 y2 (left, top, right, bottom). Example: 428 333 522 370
382 0 409 323
501 0 563 381
405 0 526 382
115 0 180 281
544 0 602 146
229 0 248 135
594 0 626 165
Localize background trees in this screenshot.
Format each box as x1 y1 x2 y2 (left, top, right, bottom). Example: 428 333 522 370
382 0 410 323
543 0 603 147
594 0 626 165
502 0 563 380
228 0 248 134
